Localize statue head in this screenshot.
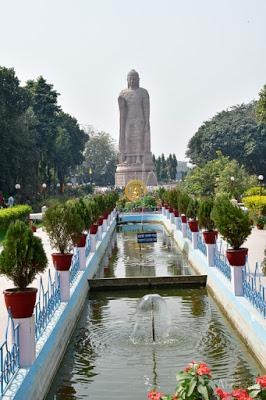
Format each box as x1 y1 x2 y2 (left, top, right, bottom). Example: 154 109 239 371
127 69 140 89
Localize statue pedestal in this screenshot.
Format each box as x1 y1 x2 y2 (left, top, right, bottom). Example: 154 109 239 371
115 162 157 187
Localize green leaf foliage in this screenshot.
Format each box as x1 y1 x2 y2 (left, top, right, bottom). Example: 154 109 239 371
0 221 47 289
211 195 252 249
198 199 215 231
186 102 266 178
0 205 32 230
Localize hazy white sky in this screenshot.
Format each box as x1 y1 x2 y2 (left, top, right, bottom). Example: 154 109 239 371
1 0 265 160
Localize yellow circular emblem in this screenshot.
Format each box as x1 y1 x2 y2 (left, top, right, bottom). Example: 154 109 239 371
125 179 147 201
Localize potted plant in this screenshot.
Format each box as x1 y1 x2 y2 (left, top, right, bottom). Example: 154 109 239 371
186 198 199 232
178 192 191 223
0 221 47 318
43 203 83 270
198 198 217 244
88 198 100 234
211 195 252 266
66 199 87 247
255 215 265 230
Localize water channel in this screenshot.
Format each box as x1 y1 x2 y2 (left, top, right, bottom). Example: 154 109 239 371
47 223 264 399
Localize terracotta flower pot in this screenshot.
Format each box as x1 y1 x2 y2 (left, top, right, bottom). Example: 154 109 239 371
98 217 104 226
257 224 264 230
188 220 199 232
203 230 218 244
72 233 87 247
4 287 37 318
52 253 73 271
90 224 98 234
169 208 173 213
173 209 179 217
31 225 37 233
103 212 109 220
181 215 187 223
226 248 248 266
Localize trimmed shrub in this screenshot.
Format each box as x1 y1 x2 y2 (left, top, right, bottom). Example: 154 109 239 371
0 205 32 230
198 199 215 231
242 195 266 216
0 221 47 289
211 195 252 249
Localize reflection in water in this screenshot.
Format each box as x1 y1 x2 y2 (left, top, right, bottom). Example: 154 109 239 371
46 225 264 400
47 289 264 400
104 223 192 278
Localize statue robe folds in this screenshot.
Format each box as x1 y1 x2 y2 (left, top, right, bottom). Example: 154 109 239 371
118 87 150 164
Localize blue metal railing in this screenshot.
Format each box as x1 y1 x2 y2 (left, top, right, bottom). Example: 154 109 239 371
243 261 266 318
35 270 61 340
197 231 207 256
214 241 231 281
177 218 182 231
0 312 20 397
69 249 80 285
186 223 192 241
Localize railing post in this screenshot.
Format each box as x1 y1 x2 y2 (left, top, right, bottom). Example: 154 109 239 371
170 212 175 224
207 244 216 267
90 234 97 252
13 316 35 368
103 219 108 232
182 223 187 238
192 232 198 249
97 225 103 241
162 206 165 216
77 246 86 270
231 266 244 296
58 271 70 302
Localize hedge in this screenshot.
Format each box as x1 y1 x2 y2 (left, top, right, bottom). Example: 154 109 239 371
242 195 266 215
0 205 32 230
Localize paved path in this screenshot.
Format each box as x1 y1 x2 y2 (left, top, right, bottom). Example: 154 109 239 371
0 225 265 343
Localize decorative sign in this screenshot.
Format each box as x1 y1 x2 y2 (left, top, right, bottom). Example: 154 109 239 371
125 179 147 201
137 232 157 243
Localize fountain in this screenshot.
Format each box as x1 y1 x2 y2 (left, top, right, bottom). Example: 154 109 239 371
132 294 172 343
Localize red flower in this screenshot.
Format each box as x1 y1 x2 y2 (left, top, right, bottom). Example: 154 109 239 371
216 387 231 399
197 363 211 376
231 389 252 400
256 375 266 387
148 389 163 400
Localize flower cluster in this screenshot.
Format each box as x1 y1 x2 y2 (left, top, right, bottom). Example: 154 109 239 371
147 362 266 400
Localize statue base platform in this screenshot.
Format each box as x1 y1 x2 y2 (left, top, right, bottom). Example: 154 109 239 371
115 163 158 187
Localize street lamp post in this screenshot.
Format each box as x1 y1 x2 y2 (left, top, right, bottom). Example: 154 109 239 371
258 175 264 196
42 183 47 200
89 168 93 186
15 183 21 205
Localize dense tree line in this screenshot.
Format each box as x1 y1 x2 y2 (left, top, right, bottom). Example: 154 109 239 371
186 101 266 177
153 153 178 182
0 67 87 199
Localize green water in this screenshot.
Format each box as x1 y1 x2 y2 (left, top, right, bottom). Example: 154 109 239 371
46 225 264 399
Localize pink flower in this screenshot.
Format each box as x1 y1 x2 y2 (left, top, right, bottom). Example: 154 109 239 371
216 387 231 399
231 389 252 400
256 375 266 387
197 363 211 376
148 389 163 400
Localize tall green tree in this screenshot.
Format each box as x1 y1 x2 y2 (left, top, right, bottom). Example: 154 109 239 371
0 66 37 197
160 153 168 182
25 76 60 189
186 102 266 177
183 152 256 199
54 112 87 192
256 84 266 124
83 131 117 186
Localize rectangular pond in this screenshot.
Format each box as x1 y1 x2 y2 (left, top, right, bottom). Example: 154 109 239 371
46 224 264 399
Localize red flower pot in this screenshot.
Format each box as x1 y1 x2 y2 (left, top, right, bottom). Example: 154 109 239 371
98 217 104 226
31 225 37 233
4 287 37 318
226 248 248 266
173 209 179 217
203 230 218 244
103 212 109 220
90 224 98 234
181 215 187 223
52 253 73 271
169 208 173 213
165 205 169 209
72 233 87 247
188 220 199 232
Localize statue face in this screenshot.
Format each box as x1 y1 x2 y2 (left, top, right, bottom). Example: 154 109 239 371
127 74 139 89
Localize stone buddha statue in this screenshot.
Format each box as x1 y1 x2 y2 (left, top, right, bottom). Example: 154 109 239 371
118 70 151 164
